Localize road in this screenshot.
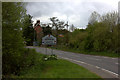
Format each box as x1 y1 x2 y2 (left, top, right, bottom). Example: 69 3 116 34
27 46 119 79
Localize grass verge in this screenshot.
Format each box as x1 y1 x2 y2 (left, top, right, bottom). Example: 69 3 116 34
51 45 119 58
12 52 102 79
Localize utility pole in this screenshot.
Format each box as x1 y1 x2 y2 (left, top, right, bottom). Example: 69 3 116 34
65 15 69 31
66 21 69 30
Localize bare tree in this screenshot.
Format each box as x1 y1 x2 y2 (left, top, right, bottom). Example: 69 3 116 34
70 24 75 32
88 11 100 25
50 17 59 30
100 11 118 32
58 21 65 29
118 1 120 24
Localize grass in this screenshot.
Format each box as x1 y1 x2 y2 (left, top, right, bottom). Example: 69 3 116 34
12 52 102 79
50 45 119 58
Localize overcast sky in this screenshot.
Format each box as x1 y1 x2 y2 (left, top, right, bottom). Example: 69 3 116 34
25 0 120 29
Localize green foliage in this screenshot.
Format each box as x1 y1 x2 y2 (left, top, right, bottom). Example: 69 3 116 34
2 2 26 75
68 29 88 50
13 53 101 78
50 17 65 30
61 11 119 54
43 54 57 61
20 49 36 68
42 25 52 36
57 29 69 45
22 14 34 46
2 2 37 77
112 24 120 53
43 11 119 56
49 17 67 43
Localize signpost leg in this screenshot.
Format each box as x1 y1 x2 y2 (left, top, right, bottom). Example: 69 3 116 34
52 49 53 54
51 47 53 55
42 35 56 55
51 46 54 55
44 46 46 54
51 48 52 55
46 46 47 55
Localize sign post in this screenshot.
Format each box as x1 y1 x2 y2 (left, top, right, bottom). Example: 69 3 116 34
42 34 57 55
42 35 56 46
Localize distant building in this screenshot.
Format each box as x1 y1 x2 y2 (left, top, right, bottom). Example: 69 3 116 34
34 20 43 44
34 20 42 34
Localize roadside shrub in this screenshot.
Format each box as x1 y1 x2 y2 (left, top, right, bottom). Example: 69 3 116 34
2 48 37 77
20 48 36 69
43 54 57 61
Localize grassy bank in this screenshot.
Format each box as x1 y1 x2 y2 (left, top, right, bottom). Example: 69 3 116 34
11 52 102 79
51 45 119 58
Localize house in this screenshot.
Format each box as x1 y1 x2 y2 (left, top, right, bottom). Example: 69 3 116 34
34 20 43 45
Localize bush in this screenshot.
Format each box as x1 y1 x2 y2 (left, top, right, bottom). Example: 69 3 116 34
2 48 37 77
42 54 58 61
20 49 36 68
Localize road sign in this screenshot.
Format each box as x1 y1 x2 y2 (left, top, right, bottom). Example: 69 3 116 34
42 35 56 45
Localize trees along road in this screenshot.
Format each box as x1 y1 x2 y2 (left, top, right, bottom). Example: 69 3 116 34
27 46 119 79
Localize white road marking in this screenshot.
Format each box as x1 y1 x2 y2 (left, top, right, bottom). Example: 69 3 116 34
86 57 101 61
102 57 109 58
95 66 100 69
115 63 118 64
101 68 118 76
112 58 116 59
58 56 118 77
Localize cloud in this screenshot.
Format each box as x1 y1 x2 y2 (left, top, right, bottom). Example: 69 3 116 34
25 0 119 29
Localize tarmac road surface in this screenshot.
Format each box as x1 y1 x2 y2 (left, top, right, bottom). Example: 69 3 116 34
27 46 119 79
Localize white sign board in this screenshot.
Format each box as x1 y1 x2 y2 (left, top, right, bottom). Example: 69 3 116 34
42 35 56 45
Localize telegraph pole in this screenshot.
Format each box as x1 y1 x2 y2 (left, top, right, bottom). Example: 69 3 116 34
66 15 69 31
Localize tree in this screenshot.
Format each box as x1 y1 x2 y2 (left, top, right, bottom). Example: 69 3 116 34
88 11 100 25
118 1 120 24
58 21 65 29
50 17 66 30
50 17 59 30
42 25 52 36
100 11 118 32
2 2 26 75
87 11 119 52
49 17 66 42
23 14 34 46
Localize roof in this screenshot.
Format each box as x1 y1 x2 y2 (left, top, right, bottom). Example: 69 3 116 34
42 35 56 40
